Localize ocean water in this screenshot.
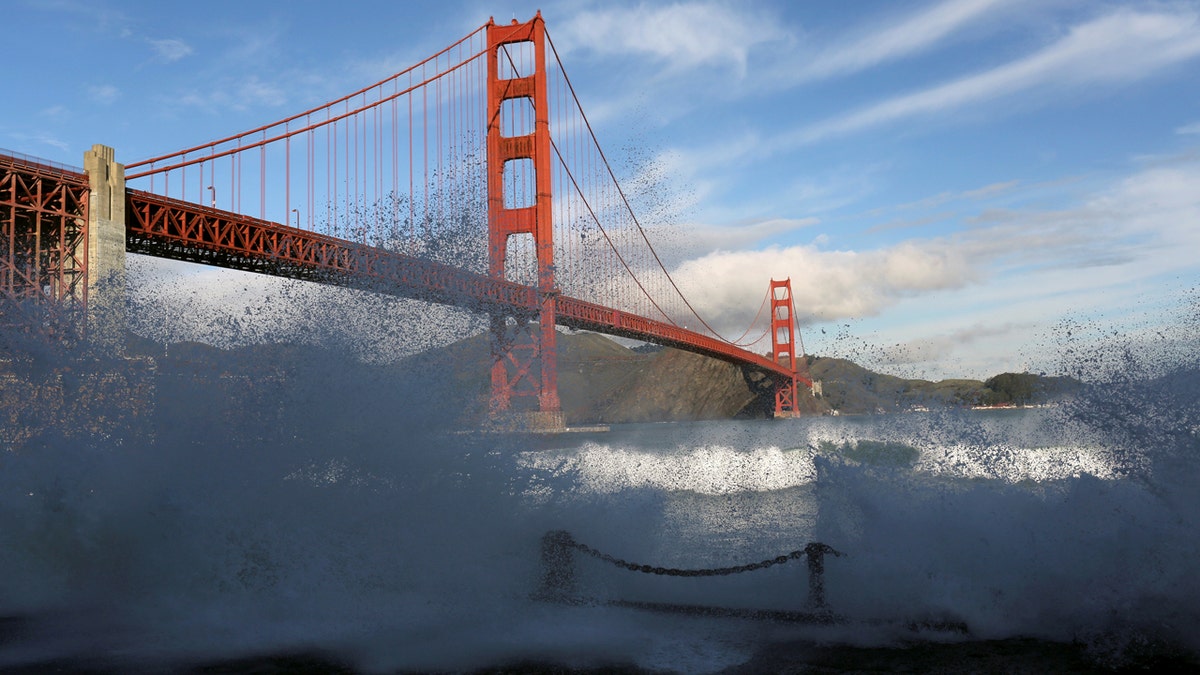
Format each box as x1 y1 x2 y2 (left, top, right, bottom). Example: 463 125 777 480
2 329 1199 672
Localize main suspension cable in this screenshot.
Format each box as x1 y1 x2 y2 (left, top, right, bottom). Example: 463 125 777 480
494 42 677 325
545 28 751 346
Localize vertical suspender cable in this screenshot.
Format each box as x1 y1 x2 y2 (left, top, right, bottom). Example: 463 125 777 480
285 123 290 227
260 133 266 221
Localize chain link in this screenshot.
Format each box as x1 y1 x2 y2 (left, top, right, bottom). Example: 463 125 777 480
566 540 808 577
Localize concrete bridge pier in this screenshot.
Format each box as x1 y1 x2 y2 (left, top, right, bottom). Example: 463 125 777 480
83 144 126 355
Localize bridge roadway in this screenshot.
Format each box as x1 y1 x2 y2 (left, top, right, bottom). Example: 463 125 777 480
125 188 804 383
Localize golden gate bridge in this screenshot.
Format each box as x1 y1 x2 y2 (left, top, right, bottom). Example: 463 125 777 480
0 13 811 430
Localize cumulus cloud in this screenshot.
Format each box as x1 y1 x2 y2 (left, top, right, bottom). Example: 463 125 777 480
858 160 1200 374
643 153 1200 363
668 239 976 332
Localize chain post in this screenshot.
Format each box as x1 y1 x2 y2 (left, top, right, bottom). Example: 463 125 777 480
536 530 577 603
804 542 843 610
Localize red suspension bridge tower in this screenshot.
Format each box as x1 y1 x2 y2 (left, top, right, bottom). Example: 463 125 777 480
485 13 562 428
770 278 808 418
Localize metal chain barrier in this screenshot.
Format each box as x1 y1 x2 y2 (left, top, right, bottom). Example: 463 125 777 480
566 539 809 577
536 531 972 630
537 530 844 611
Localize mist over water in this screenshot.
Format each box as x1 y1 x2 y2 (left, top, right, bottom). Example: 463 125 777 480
2 298 1199 672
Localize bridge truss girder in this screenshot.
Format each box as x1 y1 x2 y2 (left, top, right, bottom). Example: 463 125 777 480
125 189 542 313
0 155 90 341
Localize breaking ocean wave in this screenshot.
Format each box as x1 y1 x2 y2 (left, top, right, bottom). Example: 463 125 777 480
2 300 1199 672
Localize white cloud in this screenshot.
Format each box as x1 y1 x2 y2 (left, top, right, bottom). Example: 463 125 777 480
1178 121 1200 135
171 76 288 114
237 76 287 108
647 153 1200 369
7 131 71 154
876 320 1035 370
794 0 1015 82
559 0 1017 91
89 84 119 105
556 2 787 76
854 160 1200 376
669 239 976 331
894 180 1022 212
148 37 193 62
787 6 1200 145
642 138 888 225
652 217 820 265
548 0 1012 129
958 161 1200 277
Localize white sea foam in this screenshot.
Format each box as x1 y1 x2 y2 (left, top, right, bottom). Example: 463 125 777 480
915 442 1124 482
520 442 819 495
518 432 1123 498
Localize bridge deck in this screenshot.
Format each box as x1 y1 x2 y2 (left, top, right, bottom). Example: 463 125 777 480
125 189 802 381
3 151 806 385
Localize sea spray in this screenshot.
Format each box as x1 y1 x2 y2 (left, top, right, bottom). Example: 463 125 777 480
0 341 554 672
3 298 1200 672
810 314 1200 666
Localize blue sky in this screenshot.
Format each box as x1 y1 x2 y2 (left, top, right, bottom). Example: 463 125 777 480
5 0 1200 379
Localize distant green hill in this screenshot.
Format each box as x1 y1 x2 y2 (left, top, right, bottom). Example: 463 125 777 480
0 331 1081 454
807 356 1079 414
120 331 1079 426
398 329 820 426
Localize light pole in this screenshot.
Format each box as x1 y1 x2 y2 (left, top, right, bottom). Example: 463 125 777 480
292 208 300 229
207 185 215 208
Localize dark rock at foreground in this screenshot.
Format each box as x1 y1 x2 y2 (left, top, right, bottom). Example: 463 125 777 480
5 635 1192 674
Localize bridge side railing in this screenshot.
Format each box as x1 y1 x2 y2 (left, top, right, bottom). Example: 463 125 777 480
0 148 85 180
